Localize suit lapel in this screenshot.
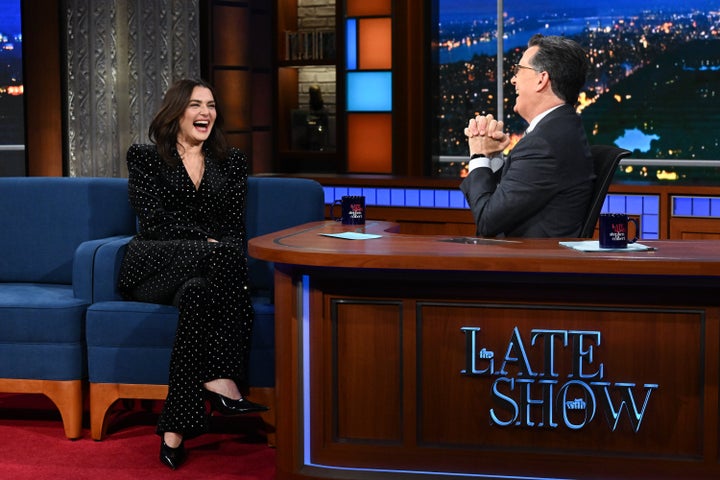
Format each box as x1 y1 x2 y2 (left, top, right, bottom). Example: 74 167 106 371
201 156 228 194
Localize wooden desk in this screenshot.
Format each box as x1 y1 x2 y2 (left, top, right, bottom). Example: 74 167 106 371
249 221 720 480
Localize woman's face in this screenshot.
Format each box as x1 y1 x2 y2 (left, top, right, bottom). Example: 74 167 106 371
177 86 216 146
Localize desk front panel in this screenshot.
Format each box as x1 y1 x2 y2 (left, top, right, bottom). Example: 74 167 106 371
286 268 720 480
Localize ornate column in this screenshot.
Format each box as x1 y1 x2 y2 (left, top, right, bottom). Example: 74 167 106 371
64 0 200 177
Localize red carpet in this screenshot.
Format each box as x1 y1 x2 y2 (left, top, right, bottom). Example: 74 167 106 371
0 393 276 479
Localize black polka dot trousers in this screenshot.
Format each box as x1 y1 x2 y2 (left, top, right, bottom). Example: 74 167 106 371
126 240 254 438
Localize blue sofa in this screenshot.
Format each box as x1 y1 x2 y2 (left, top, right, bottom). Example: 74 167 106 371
84 176 325 442
0 177 136 439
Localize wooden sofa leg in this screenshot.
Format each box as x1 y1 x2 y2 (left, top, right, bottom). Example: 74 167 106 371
43 380 84 440
89 383 121 441
90 383 169 440
0 379 83 440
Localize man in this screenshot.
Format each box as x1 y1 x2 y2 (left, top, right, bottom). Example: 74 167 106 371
460 34 594 238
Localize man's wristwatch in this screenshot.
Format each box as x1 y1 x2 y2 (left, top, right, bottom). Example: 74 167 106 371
470 153 485 160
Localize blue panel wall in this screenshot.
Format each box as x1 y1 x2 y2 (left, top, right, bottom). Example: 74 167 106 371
324 187 670 240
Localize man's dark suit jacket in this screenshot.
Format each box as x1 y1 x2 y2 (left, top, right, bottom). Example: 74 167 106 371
460 104 594 238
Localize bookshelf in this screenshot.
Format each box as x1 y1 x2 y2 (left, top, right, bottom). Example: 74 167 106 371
274 0 342 173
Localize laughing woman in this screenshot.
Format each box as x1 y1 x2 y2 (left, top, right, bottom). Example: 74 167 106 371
118 79 268 470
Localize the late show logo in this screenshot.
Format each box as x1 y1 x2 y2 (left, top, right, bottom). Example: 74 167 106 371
349 203 363 218
461 327 658 432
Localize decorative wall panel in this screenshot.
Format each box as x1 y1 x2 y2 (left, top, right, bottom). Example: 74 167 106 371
64 0 200 177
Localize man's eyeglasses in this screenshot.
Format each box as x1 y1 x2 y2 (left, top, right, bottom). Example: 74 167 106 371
511 63 538 76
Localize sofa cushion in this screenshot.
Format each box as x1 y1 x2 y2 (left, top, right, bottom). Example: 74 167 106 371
0 284 88 342
0 343 87 380
86 301 178 385
0 284 88 380
86 297 276 386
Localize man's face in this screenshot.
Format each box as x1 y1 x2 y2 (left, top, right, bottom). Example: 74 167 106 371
511 46 540 121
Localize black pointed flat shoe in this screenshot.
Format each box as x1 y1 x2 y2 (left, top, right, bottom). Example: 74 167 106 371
204 390 269 416
160 439 186 470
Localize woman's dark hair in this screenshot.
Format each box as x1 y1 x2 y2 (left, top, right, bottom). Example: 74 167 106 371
149 78 229 166
527 34 589 105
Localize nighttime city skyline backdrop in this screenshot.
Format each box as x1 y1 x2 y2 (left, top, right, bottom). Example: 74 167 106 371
0 1 717 181
434 0 720 181
0 0 23 147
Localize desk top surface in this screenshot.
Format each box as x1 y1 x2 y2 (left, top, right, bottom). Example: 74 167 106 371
248 221 720 277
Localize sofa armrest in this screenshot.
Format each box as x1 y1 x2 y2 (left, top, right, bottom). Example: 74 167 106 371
91 235 133 302
73 235 132 302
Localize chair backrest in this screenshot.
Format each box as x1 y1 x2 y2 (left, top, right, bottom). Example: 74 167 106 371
245 176 325 292
579 145 631 238
0 177 136 283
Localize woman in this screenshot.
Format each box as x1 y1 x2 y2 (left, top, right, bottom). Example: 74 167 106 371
118 79 268 470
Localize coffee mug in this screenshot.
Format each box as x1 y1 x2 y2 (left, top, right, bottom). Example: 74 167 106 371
598 213 639 248
331 195 366 225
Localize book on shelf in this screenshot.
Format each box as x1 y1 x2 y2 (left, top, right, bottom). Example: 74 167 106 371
284 30 336 62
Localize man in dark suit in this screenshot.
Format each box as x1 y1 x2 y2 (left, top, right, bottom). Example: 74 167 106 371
460 34 594 238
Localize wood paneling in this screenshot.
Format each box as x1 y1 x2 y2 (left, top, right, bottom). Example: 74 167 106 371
670 216 720 239
249 221 720 276
346 0 391 16
329 300 403 441
212 5 249 66
213 69 251 131
417 303 702 454
251 222 720 479
225 132 252 152
23 0 63 176
392 0 430 176
204 0 273 172
347 114 392 173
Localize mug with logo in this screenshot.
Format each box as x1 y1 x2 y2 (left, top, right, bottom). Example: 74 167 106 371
598 213 639 248
331 195 366 225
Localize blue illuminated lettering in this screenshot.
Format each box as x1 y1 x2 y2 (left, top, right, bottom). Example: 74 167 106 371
498 327 536 377
462 325 658 433
591 381 659 432
568 330 604 380
490 377 517 426
461 327 494 375
558 380 596 430
531 329 568 378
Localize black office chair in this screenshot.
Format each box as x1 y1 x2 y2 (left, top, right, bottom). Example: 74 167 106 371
579 145 631 238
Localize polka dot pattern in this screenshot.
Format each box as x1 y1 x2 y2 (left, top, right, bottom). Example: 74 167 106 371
118 144 254 438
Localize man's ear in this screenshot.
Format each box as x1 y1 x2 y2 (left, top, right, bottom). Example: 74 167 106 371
535 71 551 92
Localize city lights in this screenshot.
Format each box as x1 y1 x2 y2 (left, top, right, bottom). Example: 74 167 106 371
435 1 720 180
